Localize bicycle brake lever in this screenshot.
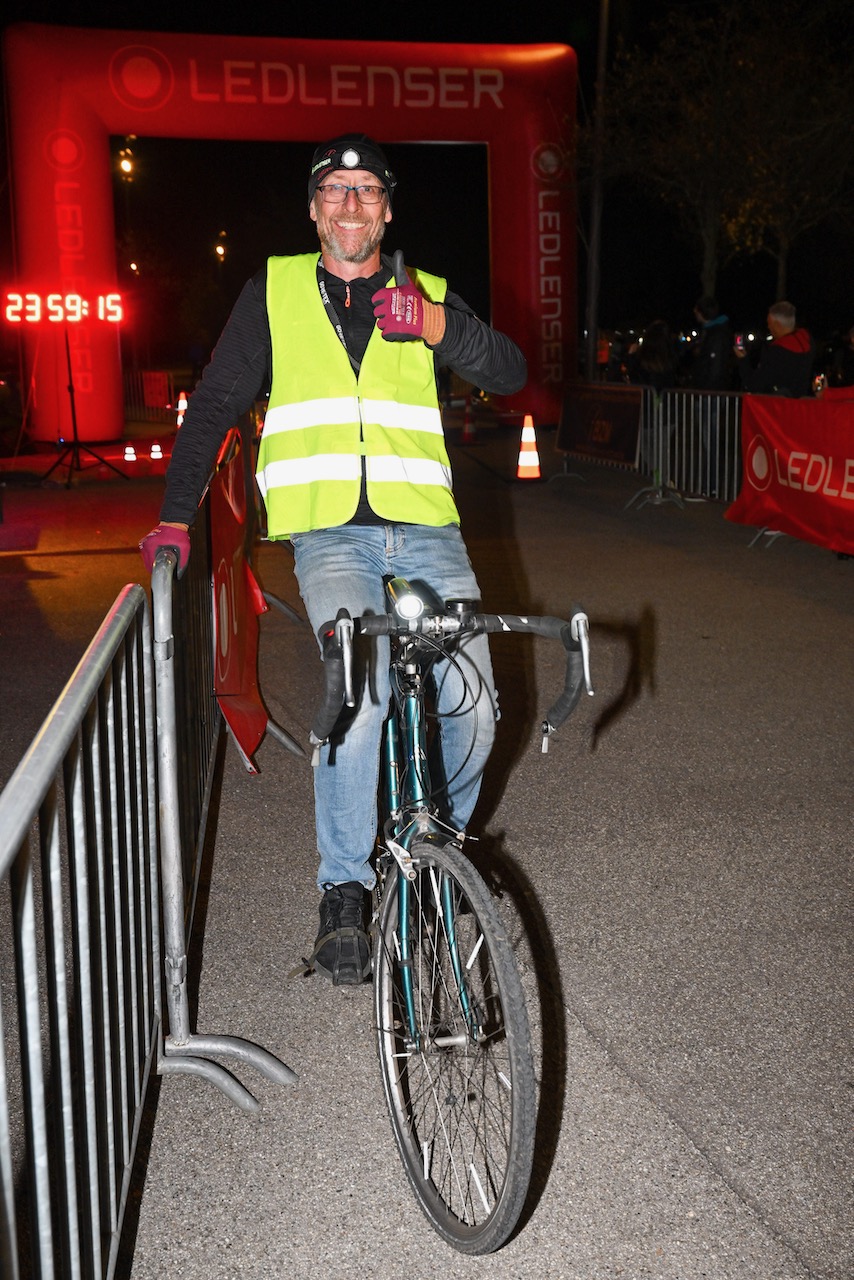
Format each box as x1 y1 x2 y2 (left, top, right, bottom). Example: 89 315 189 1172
335 613 355 707
570 610 595 696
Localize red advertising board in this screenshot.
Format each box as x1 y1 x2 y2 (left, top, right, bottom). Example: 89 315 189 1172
208 431 270 772
726 396 854 555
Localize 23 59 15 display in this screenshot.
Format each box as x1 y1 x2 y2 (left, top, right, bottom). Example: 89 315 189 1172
3 291 123 323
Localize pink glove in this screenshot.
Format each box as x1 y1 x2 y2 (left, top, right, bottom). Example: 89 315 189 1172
371 279 425 341
139 524 191 577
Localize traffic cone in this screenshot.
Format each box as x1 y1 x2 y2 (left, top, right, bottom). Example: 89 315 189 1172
460 395 477 445
516 415 541 480
150 441 163 460
123 444 137 463
176 390 188 427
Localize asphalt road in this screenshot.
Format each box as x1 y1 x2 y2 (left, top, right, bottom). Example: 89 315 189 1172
1 430 850 1279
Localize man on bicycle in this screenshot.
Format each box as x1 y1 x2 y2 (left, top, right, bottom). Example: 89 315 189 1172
140 134 527 985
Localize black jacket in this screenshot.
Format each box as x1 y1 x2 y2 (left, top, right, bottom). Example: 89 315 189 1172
689 316 734 391
739 329 814 398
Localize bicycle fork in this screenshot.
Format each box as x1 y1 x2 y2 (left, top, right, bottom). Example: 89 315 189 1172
382 688 479 1046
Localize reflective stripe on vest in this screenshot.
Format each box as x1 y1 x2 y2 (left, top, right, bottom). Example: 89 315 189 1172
258 254 459 538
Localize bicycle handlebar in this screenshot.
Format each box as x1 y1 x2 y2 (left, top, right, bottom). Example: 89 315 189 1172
309 602 594 754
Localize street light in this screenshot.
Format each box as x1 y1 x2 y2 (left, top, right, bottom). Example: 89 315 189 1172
215 229 227 263
118 135 136 182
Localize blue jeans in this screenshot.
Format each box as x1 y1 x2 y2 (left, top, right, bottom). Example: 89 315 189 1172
290 523 497 890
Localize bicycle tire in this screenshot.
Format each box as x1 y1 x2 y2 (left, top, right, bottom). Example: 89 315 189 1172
373 836 536 1253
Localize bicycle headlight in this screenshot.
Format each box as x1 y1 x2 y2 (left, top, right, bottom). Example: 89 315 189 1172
387 577 424 621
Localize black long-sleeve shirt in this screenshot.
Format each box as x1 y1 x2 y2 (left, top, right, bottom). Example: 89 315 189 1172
160 254 526 526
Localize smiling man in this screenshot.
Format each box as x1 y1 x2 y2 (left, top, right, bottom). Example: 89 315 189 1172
309 146 392 266
140 133 526 985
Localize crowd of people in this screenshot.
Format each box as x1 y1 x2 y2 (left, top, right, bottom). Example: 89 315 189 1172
608 298 854 397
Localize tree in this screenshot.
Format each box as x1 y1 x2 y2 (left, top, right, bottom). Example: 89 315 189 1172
601 0 854 299
722 2 854 296
604 2 746 295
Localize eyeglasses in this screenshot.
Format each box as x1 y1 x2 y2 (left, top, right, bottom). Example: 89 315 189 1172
316 183 387 205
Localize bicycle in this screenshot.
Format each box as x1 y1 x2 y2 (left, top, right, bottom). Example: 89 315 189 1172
308 578 593 1253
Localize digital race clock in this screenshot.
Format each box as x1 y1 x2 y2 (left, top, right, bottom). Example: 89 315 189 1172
3 292 123 323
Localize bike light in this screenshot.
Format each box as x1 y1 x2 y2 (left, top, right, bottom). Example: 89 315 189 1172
395 592 424 621
387 577 424 620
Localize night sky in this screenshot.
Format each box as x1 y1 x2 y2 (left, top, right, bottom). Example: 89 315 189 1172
1 0 851 372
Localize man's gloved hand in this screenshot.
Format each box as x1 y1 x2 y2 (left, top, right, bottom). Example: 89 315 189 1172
372 279 427 341
372 255 446 346
138 523 191 577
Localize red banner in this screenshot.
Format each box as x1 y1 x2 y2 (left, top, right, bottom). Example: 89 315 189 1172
208 429 270 772
726 397 854 555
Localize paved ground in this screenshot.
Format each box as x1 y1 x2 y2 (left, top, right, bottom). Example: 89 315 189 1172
1 427 851 1279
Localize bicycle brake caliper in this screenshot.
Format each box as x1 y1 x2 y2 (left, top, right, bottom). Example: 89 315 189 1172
387 837 418 881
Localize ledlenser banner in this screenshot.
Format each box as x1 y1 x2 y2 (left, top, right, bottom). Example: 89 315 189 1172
2 24 576 442
726 397 854 555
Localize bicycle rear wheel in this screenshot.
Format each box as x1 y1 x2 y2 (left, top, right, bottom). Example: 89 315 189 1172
373 837 535 1253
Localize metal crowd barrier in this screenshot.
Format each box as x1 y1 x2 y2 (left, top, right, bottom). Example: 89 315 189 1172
629 387 743 508
0 440 296 1277
0 588 160 1278
151 543 296 1107
122 369 178 425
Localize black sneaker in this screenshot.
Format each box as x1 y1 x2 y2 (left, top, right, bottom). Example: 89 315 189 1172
312 882 371 985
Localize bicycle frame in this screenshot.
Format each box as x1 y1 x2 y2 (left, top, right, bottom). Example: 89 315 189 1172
311 580 591 1251
380 637 478 1045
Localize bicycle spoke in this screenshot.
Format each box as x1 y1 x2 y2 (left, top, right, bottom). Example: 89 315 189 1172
374 839 535 1253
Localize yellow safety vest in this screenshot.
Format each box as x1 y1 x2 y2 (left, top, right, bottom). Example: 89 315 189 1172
257 254 459 539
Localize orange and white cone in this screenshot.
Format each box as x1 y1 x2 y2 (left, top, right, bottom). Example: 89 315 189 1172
516 415 541 480
460 395 477 445
176 390 188 427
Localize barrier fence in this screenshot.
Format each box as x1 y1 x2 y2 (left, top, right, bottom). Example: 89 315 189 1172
0 588 159 1278
0 418 295 1278
635 388 744 506
557 385 744 506
122 370 178 426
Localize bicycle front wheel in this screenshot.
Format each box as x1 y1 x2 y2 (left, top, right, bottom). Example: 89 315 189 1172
373 837 536 1253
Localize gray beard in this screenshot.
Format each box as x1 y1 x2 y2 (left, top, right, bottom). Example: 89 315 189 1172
318 221 386 265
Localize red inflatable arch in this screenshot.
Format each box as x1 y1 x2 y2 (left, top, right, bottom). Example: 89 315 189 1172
2 24 575 442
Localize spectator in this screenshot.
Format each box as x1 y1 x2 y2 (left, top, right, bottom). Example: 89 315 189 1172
687 296 734 391
686 297 734 497
829 325 854 387
626 320 678 394
736 300 814 397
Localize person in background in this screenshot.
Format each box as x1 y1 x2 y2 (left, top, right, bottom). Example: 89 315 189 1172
627 320 679 486
626 320 678 394
735 300 814 397
686 297 734 497
829 325 854 387
688 296 734 392
138 134 526 987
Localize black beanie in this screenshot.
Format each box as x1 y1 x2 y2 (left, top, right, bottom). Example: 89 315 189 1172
308 134 397 207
